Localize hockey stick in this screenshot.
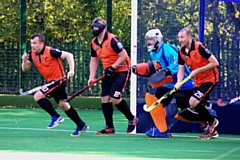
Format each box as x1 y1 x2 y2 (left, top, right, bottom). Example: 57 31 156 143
216 96 240 107
19 76 67 96
66 75 104 102
117 65 134 69
143 75 191 112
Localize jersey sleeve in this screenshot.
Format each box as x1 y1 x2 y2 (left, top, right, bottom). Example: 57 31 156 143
198 44 212 59
90 43 97 57
178 50 185 65
27 50 33 62
50 48 62 58
111 37 124 54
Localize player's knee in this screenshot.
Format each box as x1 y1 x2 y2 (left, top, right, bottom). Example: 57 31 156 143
110 97 121 105
58 100 70 111
34 91 45 102
189 97 199 108
101 95 111 103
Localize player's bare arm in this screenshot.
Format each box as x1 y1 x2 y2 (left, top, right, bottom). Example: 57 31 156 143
177 65 185 82
88 57 99 86
190 55 219 77
112 50 129 69
21 52 32 72
175 64 185 89
61 51 75 78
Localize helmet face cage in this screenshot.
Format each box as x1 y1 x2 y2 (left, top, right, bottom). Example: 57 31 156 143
145 29 163 52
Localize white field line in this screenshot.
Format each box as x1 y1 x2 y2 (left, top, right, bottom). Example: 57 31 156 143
0 126 240 141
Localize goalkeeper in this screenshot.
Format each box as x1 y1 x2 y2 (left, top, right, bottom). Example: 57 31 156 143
134 28 216 138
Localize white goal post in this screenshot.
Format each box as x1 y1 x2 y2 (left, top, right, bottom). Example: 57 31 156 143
130 0 138 133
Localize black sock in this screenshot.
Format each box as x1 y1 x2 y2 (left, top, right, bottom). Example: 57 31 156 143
65 106 84 126
102 103 114 128
37 98 59 117
115 99 134 120
195 102 214 123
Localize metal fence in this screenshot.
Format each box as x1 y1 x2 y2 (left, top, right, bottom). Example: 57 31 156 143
0 0 117 96
0 0 240 101
136 0 240 101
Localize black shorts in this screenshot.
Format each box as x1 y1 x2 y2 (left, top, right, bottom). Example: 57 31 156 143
155 87 193 110
192 82 218 104
40 80 68 104
174 89 193 110
101 71 130 99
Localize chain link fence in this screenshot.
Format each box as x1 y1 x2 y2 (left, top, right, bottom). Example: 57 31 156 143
0 0 130 97
136 0 240 101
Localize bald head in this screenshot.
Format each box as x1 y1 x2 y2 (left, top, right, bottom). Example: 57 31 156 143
179 27 192 37
178 27 193 49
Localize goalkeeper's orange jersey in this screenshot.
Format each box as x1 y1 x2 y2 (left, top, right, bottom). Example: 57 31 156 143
90 32 131 73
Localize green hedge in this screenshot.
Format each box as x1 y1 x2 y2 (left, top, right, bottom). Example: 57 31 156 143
0 95 130 109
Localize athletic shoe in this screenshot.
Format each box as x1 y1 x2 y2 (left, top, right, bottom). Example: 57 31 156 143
198 118 219 140
47 115 64 129
71 124 89 137
209 118 219 134
198 129 219 140
203 118 219 134
145 127 171 138
126 117 139 134
211 129 219 138
96 126 115 134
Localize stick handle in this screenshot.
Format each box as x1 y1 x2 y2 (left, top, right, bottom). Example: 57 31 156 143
145 75 191 112
117 65 133 69
19 76 67 96
66 75 104 102
176 76 192 88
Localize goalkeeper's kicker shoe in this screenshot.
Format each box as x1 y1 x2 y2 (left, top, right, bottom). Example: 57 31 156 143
145 127 171 138
47 115 64 129
71 123 89 137
126 117 139 134
96 126 115 134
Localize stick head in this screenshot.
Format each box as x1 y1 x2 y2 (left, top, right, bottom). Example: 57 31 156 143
216 99 227 107
19 88 29 96
143 104 151 112
144 93 158 112
19 88 24 95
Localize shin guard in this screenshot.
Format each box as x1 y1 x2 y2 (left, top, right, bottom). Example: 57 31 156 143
195 102 214 123
165 103 178 130
145 93 167 132
102 103 114 128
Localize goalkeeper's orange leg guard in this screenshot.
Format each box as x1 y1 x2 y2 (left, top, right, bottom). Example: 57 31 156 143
145 93 168 132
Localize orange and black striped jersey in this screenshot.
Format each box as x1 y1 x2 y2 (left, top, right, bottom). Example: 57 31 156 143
28 46 66 82
90 32 131 72
178 40 219 87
